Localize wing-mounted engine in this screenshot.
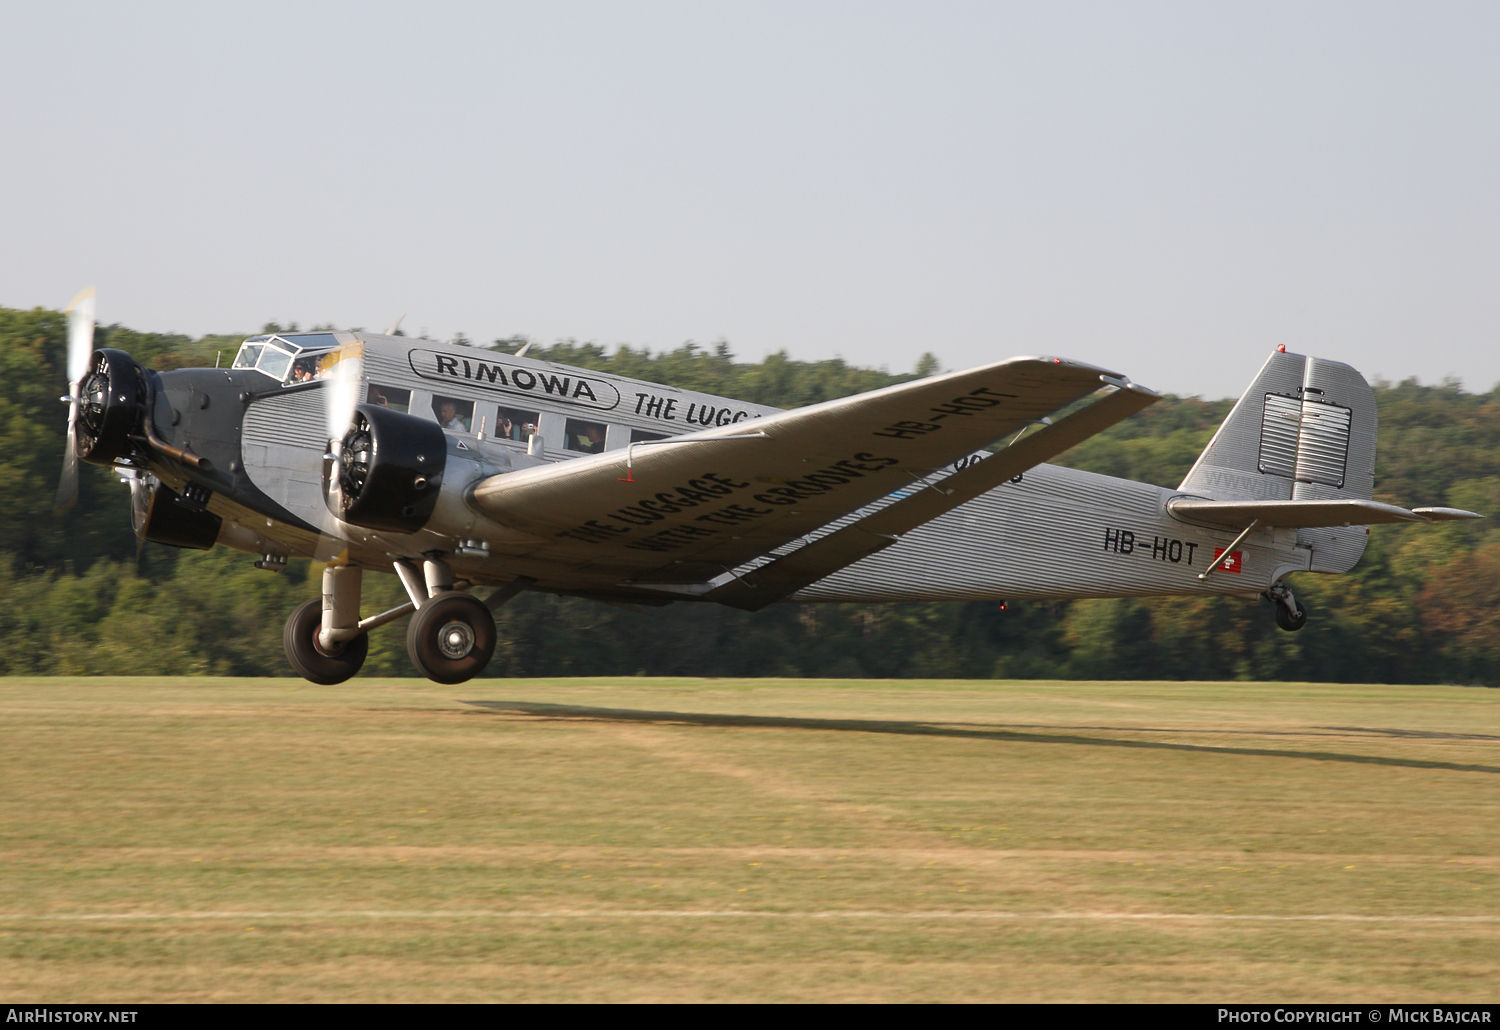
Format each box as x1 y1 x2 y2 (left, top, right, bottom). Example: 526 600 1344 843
324 403 448 533
76 348 147 466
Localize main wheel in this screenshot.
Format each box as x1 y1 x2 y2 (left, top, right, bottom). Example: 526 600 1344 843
283 598 369 684
1275 597 1308 632
406 592 496 684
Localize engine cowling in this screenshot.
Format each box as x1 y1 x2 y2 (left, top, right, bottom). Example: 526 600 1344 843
324 403 447 533
76 348 146 465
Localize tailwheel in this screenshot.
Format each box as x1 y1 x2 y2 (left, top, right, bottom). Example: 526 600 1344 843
283 598 369 684
1267 583 1308 632
1275 598 1308 632
406 592 496 684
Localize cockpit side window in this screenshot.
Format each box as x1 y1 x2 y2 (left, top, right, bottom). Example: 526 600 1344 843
257 344 295 382
288 356 320 383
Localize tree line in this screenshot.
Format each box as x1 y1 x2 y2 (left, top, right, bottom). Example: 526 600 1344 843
3 302 1498 683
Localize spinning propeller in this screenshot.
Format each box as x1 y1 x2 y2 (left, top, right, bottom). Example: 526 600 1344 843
53 288 97 514
314 339 366 562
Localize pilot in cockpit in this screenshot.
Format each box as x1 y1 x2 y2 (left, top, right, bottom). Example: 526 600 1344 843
290 357 317 382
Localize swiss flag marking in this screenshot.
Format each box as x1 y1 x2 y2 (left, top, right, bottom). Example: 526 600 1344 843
1214 548 1243 574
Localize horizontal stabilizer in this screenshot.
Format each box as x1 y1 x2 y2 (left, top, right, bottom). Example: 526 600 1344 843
1412 506 1486 522
704 380 1161 610
1168 496 1484 530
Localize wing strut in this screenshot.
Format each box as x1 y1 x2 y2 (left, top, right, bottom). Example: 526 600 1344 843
485 575 536 610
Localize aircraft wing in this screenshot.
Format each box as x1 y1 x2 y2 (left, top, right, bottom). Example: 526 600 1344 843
702 378 1161 609
469 356 1138 584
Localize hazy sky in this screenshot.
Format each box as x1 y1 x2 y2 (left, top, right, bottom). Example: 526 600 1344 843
4 1 1497 399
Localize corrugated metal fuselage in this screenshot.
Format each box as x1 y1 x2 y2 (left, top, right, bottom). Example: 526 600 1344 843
790 460 1364 604
158 333 1360 605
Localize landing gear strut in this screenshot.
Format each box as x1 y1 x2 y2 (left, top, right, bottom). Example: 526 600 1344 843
1266 582 1307 632
405 579 496 685
284 597 369 684
283 557 498 685
284 565 371 684
394 556 498 684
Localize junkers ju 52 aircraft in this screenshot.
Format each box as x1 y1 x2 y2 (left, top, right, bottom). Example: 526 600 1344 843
55 290 1481 685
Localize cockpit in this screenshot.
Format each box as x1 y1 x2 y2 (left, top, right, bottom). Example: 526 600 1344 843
231 333 341 385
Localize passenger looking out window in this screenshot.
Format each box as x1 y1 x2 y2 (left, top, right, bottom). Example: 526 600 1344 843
565 418 607 454
497 406 541 442
432 395 474 432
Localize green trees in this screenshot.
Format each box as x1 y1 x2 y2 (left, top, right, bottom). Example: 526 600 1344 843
3 301 1497 683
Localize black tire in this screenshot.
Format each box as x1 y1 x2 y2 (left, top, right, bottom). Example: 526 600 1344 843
406 592 496 684
283 598 369 684
1275 598 1308 632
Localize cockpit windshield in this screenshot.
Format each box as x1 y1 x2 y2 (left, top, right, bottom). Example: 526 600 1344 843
230 334 339 385
230 341 268 370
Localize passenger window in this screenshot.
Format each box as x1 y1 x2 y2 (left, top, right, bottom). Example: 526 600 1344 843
432 395 474 432
367 384 411 414
565 418 607 454
496 406 541 442
630 429 668 443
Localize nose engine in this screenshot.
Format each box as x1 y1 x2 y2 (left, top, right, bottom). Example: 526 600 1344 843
324 403 447 533
75 348 146 466
67 347 223 549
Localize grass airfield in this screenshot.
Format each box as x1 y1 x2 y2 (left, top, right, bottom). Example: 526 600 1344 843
1 676 1497 1003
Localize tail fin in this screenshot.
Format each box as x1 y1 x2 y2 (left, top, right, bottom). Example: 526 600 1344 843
1179 349 1376 502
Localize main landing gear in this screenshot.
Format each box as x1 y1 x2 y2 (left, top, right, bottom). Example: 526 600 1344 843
406 592 496 684
1265 582 1307 632
281 558 498 685
284 596 370 684
284 565 373 685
